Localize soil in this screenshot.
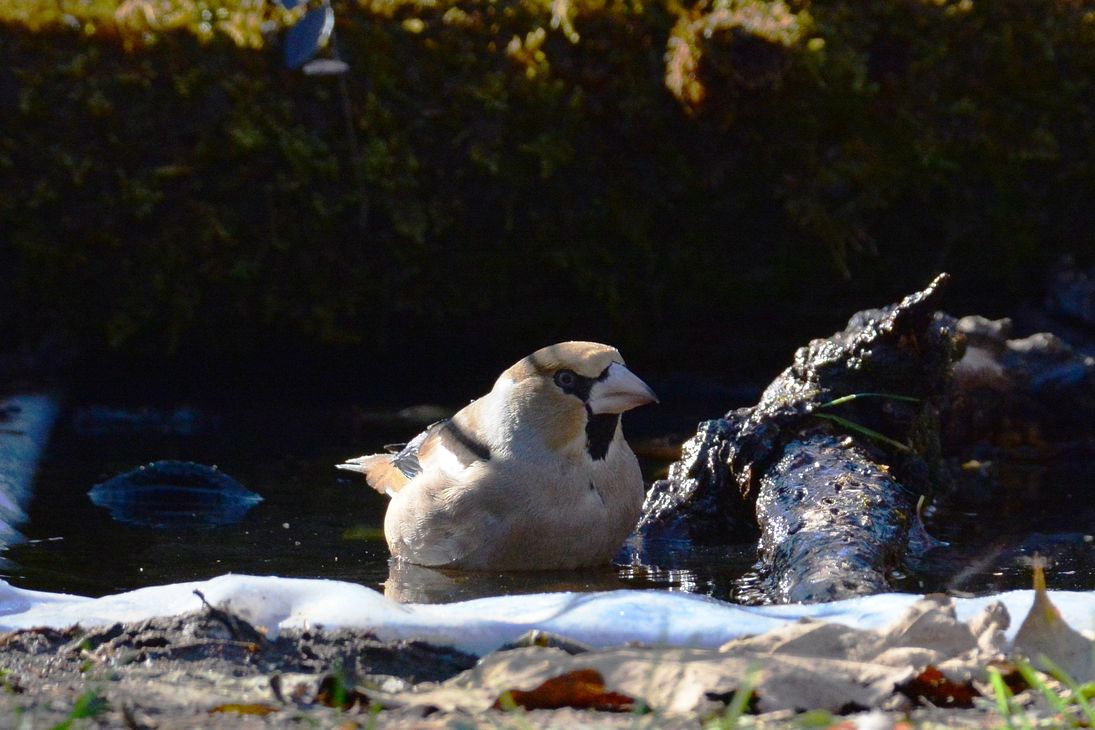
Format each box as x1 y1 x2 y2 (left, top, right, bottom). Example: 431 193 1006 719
0 608 480 728
0 605 1068 729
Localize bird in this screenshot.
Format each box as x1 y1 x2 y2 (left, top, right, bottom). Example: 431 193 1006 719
337 341 658 570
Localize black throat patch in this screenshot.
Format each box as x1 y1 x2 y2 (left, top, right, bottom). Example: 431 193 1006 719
585 412 619 460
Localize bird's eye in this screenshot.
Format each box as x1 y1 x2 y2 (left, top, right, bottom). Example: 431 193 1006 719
554 369 578 389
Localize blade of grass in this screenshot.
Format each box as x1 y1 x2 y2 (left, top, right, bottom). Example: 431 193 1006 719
708 666 759 729
1016 659 1069 717
817 392 921 409
989 666 1030 730
1038 655 1095 728
49 689 109 730
724 666 758 727
811 413 912 453
364 701 383 730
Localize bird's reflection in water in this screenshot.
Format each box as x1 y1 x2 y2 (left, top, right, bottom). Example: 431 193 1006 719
383 559 640 603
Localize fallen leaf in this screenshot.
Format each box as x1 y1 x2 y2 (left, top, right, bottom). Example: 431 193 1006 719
1011 559 1094 682
493 668 634 712
363 597 1019 717
210 703 279 715
896 664 979 708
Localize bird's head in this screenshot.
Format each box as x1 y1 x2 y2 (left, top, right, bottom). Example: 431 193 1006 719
491 341 658 456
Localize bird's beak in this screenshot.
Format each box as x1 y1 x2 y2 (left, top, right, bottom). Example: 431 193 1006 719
588 362 659 415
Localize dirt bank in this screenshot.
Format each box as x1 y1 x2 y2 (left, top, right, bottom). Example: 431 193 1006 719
2 591 1089 729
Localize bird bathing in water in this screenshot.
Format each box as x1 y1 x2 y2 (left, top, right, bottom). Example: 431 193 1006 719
338 341 658 570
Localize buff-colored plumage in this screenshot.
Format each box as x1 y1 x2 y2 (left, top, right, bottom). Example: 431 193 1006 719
337 342 657 570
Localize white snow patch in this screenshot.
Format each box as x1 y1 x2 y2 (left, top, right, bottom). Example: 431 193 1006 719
1 574 1092 655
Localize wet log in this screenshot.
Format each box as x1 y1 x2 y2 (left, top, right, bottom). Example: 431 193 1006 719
740 431 917 603
637 274 961 603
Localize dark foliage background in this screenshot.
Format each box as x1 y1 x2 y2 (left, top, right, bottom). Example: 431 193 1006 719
2 0 1093 402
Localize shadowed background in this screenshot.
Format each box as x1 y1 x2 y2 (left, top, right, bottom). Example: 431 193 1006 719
2 0 1095 599
2 0 1093 401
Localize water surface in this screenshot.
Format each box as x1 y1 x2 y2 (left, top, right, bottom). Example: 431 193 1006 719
2 397 1091 602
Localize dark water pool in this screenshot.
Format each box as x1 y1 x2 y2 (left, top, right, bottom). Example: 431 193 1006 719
2 397 1092 602
0 396 759 601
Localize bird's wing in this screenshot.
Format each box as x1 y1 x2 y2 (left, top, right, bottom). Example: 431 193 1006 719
384 447 517 567
337 427 429 495
337 401 493 497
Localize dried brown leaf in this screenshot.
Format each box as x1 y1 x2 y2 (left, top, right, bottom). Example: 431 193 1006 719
1011 560 1094 682
493 668 634 712
896 664 980 708
210 703 280 715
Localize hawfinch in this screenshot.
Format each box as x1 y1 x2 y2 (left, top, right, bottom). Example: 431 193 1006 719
338 342 658 570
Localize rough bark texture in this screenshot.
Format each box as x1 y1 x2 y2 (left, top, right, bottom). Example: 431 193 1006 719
740 432 916 603
638 274 961 603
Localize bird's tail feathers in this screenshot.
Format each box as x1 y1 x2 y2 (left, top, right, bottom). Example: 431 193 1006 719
337 454 408 497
